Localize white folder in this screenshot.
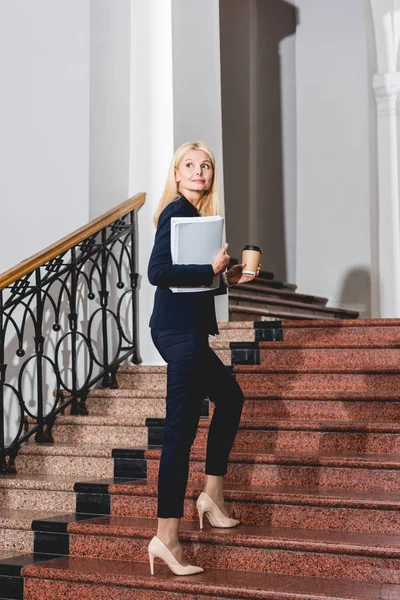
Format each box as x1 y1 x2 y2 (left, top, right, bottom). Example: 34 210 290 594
170 216 224 293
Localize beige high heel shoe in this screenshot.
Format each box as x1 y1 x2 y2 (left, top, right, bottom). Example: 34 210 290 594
148 536 204 576
196 492 241 530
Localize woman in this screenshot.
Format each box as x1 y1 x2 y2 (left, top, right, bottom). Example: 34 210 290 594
147 141 260 576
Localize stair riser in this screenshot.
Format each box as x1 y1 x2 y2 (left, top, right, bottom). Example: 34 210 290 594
145 459 400 491
15 455 114 479
51 425 147 446
194 429 400 453
284 326 400 343
24 580 232 600
0 489 75 512
258 349 400 372
0 528 33 554
211 330 255 342
236 373 400 392
111 495 400 535
69 534 400 584
240 400 400 421
86 398 166 418
117 374 167 392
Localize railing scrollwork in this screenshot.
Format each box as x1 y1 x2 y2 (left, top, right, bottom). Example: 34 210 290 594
0 194 145 474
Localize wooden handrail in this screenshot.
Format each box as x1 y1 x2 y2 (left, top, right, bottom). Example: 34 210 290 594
0 193 146 291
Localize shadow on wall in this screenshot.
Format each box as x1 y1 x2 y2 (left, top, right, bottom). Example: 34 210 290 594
338 267 371 318
220 0 298 282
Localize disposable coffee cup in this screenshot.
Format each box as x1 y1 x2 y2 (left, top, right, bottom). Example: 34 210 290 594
242 245 262 276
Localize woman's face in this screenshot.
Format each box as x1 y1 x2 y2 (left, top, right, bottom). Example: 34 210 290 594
175 150 214 197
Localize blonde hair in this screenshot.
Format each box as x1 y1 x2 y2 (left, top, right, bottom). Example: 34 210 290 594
153 141 221 227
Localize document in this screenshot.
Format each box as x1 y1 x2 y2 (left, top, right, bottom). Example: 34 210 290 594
170 216 224 293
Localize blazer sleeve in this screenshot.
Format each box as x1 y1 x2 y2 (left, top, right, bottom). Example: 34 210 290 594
148 202 215 289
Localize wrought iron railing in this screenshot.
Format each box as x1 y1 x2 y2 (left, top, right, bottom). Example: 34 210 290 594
0 193 145 474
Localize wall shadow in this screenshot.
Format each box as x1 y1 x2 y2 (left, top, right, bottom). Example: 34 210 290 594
338 267 372 319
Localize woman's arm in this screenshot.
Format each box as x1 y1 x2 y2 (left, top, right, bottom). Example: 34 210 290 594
148 202 215 289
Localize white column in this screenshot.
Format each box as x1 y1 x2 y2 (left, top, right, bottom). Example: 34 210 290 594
129 0 175 364
370 0 400 316
171 0 228 322
373 73 400 315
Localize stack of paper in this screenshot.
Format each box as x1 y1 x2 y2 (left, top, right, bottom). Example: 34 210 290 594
170 216 224 293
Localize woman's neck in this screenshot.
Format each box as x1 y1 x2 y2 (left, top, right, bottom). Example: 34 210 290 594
180 190 204 210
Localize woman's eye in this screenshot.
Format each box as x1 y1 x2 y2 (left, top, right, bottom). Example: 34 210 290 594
185 162 194 168
202 164 210 169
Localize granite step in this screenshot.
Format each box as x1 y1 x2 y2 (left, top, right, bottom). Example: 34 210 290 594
192 418 400 453
229 303 354 321
48 416 148 446
22 555 400 600
142 446 400 491
85 388 400 422
239 393 400 421
85 389 165 418
235 369 400 392
228 290 359 319
211 339 400 350
0 475 77 512
256 348 400 372
116 366 400 394
233 281 329 307
109 478 400 535
0 509 64 556
64 516 400 583
282 321 400 344
15 443 118 478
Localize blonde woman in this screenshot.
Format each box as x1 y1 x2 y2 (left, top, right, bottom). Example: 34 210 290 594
147 141 260 575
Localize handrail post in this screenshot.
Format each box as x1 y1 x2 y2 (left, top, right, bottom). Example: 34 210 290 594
0 290 6 473
33 268 47 443
130 209 140 365
69 247 80 414
100 229 115 387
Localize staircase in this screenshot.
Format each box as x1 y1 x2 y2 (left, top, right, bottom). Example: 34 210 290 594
228 266 359 321
1 318 400 599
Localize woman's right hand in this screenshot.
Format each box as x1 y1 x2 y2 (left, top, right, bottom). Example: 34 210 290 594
212 243 231 275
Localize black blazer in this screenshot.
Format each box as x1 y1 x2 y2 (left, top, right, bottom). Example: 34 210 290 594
148 196 226 334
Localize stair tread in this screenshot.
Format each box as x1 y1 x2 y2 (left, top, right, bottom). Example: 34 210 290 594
242 390 400 400
52 415 146 426
14 441 400 468
211 340 400 348
234 282 328 305
229 289 359 317
0 509 66 528
197 417 400 432
66 515 400 554
19 442 141 457
280 318 400 328
0 473 82 490
234 364 400 373
22 555 398 600
109 478 400 508
143 445 400 468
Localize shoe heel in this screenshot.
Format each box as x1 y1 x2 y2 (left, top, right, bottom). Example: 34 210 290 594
198 506 204 530
148 550 155 575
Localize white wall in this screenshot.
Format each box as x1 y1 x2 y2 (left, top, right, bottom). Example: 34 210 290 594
89 0 131 219
295 0 372 316
0 0 90 274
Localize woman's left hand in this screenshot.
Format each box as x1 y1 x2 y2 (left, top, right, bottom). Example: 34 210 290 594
225 263 261 286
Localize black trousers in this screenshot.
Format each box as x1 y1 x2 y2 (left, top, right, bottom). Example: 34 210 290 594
151 328 245 518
